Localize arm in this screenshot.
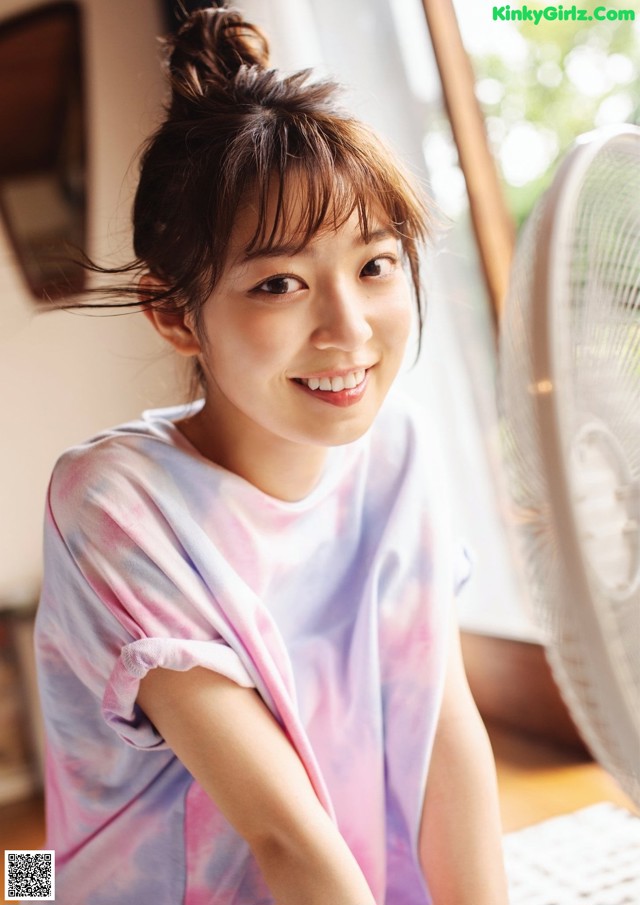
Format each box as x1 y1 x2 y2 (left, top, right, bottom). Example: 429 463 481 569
418 607 510 904
137 666 376 905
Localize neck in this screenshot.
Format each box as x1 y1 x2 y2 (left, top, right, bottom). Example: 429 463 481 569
178 400 329 503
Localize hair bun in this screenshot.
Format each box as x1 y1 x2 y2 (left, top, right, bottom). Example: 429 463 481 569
167 4 269 106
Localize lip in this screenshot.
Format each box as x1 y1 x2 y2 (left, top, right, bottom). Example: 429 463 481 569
291 367 371 408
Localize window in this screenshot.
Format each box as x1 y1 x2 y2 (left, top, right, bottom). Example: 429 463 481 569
451 0 640 228
0 2 86 301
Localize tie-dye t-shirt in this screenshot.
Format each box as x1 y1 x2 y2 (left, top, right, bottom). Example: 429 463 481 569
35 391 471 905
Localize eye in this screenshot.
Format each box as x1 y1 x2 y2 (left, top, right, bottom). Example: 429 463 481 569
360 256 397 279
252 274 305 295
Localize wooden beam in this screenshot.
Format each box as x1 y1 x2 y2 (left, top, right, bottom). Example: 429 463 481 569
420 0 516 332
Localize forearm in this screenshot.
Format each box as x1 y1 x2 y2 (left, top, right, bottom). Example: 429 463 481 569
418 609 509 905
420 706 509 904
253 809 376 905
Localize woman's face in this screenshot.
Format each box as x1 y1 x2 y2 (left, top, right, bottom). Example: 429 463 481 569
155 190 414 495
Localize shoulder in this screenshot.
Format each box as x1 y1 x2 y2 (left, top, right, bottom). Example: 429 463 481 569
47 411 190 531
51 425 145 499
367 388 437 472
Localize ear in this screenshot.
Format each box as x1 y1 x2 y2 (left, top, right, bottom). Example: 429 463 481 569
139 274 201 357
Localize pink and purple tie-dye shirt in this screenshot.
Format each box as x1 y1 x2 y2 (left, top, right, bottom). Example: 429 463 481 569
35 391 471 905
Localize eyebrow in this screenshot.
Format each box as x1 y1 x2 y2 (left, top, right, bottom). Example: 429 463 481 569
238 227 397 264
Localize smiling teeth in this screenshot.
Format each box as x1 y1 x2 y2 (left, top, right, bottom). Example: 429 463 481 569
302 370 366 392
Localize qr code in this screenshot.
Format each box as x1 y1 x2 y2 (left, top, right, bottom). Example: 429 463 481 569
5 850 55 901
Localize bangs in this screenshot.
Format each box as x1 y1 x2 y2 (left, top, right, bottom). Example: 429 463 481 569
224 116 431 259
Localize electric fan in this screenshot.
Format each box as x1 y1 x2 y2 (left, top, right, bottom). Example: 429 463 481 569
498 124 640 808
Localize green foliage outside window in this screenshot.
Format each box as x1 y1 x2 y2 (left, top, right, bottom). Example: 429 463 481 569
471 15 640 227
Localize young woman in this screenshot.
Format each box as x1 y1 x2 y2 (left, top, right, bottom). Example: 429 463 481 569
35 5 509 903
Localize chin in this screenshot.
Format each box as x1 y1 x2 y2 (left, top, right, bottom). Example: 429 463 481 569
301 411 381 448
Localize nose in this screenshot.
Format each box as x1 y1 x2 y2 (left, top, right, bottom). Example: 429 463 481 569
310 285 373 351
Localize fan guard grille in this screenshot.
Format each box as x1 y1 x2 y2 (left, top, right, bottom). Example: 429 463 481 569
499 126 640 806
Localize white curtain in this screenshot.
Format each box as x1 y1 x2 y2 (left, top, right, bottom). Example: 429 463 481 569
239 0 536 640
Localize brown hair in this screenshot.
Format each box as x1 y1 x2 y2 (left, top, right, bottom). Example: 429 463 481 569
80 3 433 383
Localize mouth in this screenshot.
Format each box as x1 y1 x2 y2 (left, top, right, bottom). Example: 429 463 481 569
292 369 367 393
290 367 372 408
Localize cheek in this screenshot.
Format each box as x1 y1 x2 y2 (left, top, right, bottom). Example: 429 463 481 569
379 283 414 347
207 308 299 374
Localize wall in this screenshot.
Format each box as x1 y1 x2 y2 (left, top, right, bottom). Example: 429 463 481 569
0 0 180 608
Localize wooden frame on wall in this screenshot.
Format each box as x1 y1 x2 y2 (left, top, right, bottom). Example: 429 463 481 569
0 2 86 302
